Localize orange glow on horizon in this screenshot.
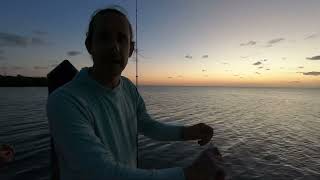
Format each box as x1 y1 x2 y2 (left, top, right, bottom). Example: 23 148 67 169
124 73 320 88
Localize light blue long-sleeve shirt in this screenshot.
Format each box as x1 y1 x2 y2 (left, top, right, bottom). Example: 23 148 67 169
46 67 186 180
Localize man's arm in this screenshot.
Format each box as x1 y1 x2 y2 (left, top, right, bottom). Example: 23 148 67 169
47 92 185 180
136 89 213 145
136 93 185 141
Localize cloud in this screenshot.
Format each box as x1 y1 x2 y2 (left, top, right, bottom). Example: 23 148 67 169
268 38 285 45
32 30 48 35
255 72 261 75
0 32 49 47
34 66 48 70
263 59 268 62
258 66 263 69
240 41 257 46
222 62 229 65
0 49 3 54
305 34 317 40
306 56 320 60
202 69 206 72
302 71 320 76
67 51 82 56
265 69 270 71
0 32 28 47
0 56 6 61
185 55 192 59
31 37 47 45
282 57 286 60
253 61 262 66
298 66 304 69
202 55 208 58
167 76 173 79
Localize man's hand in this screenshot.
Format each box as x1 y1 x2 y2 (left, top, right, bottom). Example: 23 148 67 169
182 123 213 146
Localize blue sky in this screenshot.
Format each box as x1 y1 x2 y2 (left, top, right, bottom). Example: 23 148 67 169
0 0 319 87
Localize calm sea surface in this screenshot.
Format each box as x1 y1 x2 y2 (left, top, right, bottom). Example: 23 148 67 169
0 87 319 180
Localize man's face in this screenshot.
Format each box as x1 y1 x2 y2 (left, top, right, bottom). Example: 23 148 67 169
90 12 132 77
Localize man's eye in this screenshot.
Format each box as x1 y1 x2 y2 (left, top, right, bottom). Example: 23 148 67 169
118 34 128 42
99 33 110 41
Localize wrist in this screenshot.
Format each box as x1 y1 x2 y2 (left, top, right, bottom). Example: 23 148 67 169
181 126 189 140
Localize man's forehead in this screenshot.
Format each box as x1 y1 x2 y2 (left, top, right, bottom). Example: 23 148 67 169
93 12 130 33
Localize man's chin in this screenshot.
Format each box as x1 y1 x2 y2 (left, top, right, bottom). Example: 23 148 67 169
104 68 123 77
93 63 125 77
109 71 122 77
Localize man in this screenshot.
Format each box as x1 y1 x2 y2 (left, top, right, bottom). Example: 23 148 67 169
47 7 217 180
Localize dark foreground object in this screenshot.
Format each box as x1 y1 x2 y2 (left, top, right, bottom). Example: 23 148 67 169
47 60 78 180
0 144 15 168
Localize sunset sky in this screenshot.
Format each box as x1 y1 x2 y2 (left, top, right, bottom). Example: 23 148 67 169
0 0 319 87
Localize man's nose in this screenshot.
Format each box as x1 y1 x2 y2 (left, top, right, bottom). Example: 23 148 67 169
109 39 120 54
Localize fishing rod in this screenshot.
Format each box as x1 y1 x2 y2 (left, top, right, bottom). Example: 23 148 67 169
135 0 138 87
135 0 139 168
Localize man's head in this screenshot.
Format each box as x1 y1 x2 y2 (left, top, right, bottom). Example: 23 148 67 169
85 7 135 77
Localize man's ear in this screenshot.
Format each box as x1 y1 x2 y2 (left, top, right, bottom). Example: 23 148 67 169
85 37 92 55
129 41 135 57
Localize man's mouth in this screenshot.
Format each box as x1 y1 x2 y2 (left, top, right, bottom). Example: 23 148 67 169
111 60 121 64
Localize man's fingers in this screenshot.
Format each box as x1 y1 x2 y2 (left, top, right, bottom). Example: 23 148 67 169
197 130 213 145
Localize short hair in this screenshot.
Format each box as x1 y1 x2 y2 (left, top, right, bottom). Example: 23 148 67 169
85 6 134 52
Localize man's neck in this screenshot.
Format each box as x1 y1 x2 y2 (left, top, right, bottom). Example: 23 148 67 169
89 67 120 89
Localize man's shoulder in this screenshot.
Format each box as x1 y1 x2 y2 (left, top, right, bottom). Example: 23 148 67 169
48 78 78 97
48 77 91 107
120 76 140 100
121 76 135 85
121 76 137 91
48 82 76 107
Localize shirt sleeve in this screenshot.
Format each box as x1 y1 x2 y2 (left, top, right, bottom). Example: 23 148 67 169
47 91 185 180
136 90 185 141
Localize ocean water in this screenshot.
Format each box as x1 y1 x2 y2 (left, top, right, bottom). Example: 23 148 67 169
0 86 319 180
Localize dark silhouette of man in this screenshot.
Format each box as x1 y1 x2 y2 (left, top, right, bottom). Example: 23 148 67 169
47 6 218 180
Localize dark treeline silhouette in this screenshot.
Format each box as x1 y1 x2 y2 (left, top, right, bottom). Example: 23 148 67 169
0 74 47 87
